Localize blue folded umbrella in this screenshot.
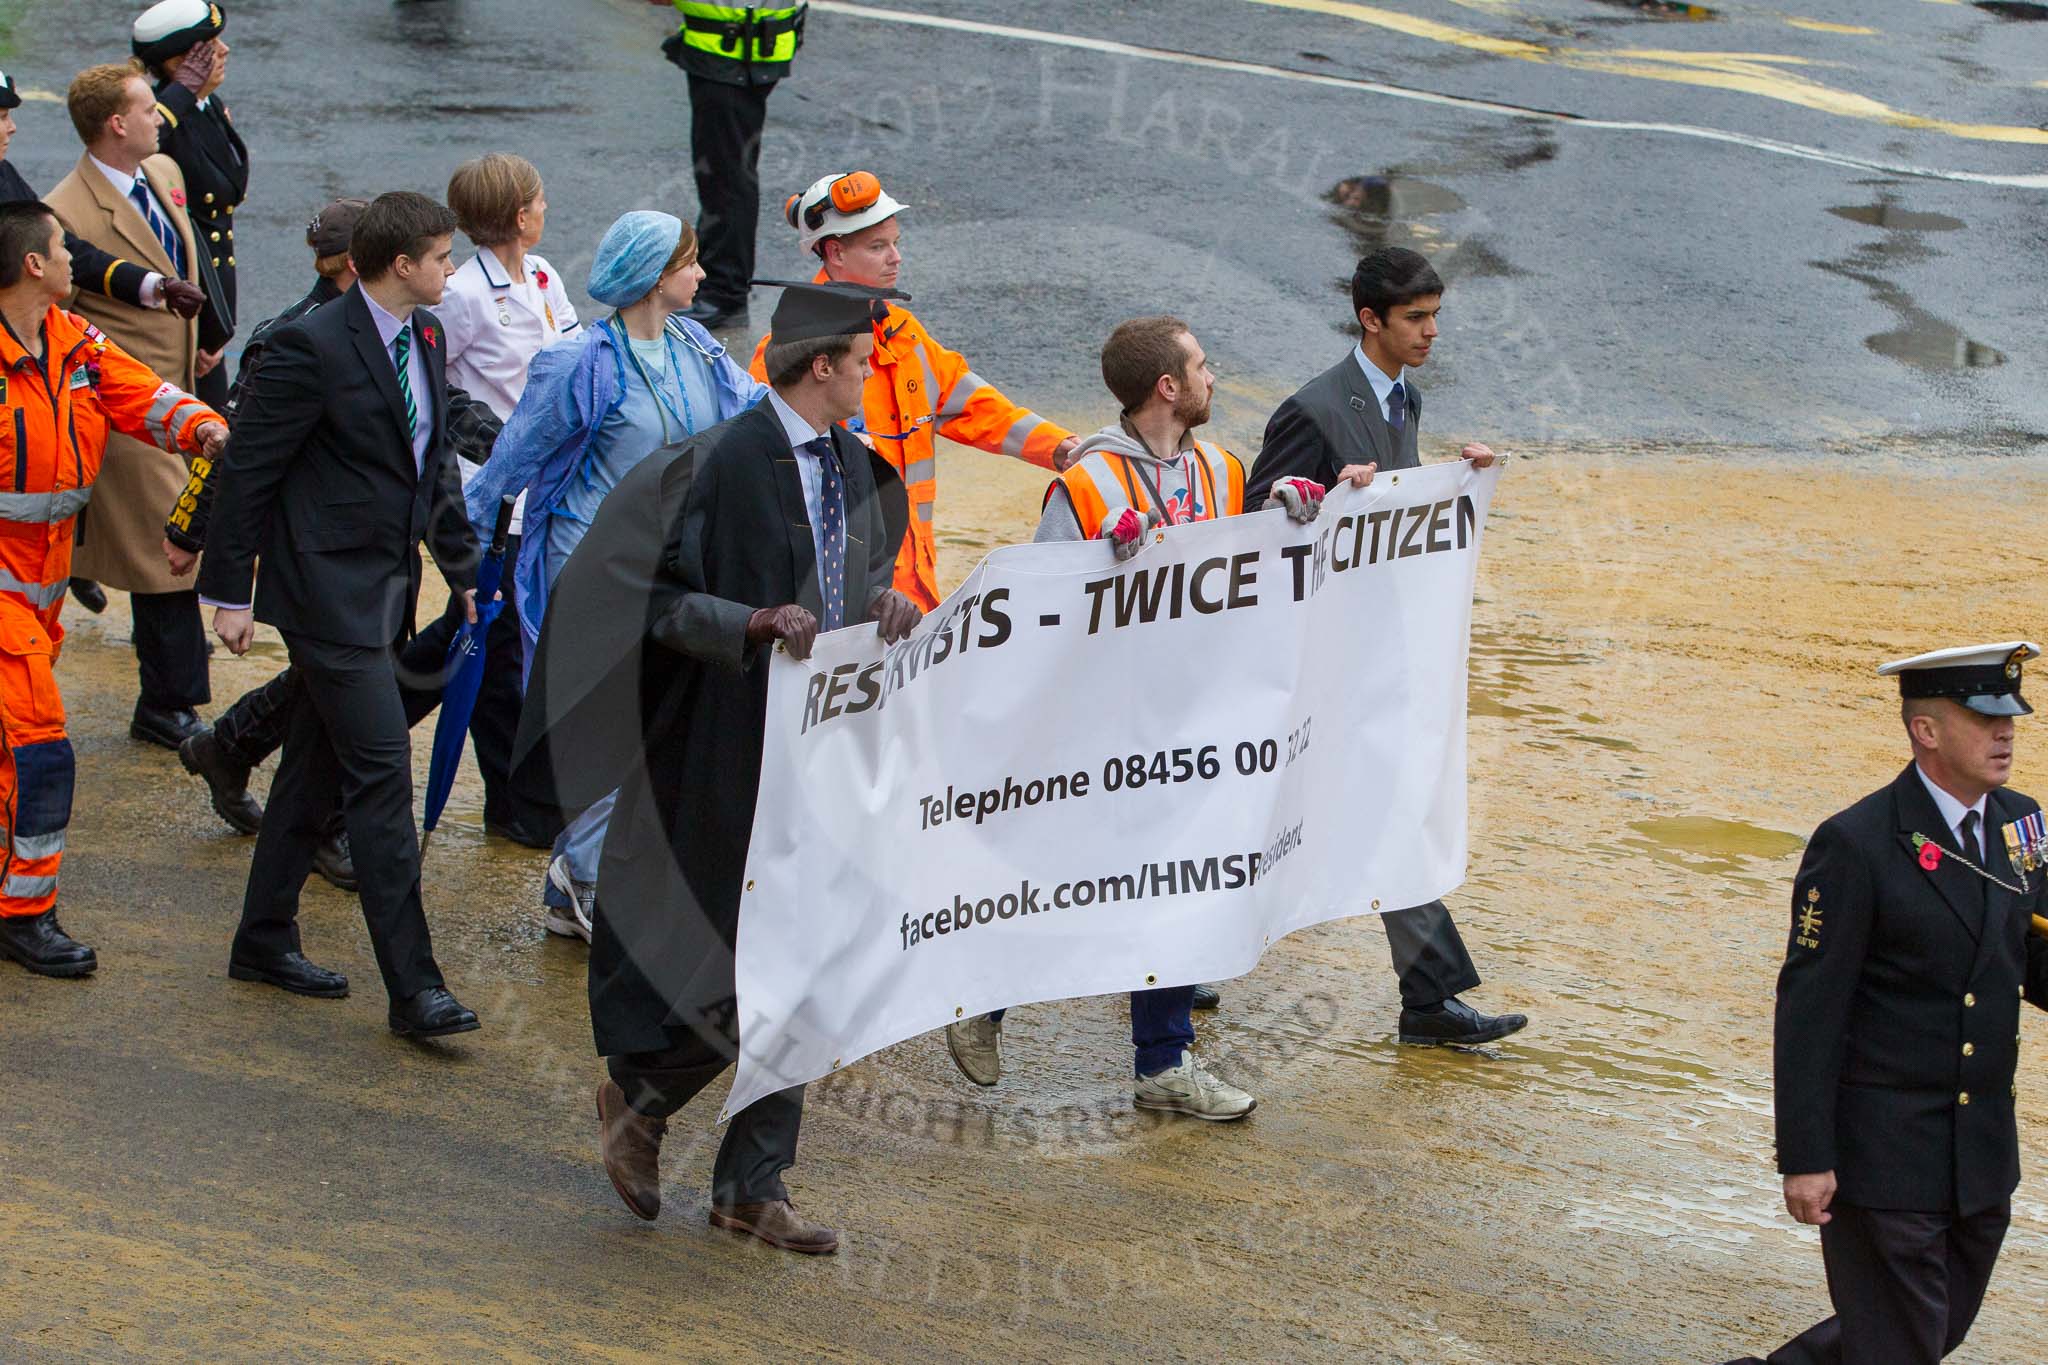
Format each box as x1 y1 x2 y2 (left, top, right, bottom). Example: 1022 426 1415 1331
422 495 516 834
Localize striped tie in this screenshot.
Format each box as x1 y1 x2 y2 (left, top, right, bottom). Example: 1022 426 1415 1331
127 181 184 276
392 326 417 441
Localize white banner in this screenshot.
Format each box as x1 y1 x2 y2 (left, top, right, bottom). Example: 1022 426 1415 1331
725 461 1500 1117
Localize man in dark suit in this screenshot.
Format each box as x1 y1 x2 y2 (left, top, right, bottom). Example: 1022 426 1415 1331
1727 642 2048 1365
516 280 919 1254
1247 246 1523 1047
196 191 483 1039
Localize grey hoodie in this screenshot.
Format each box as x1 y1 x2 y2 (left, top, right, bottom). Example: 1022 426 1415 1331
1034 419 1207 543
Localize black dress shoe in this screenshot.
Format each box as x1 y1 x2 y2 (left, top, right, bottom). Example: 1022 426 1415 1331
68 577 107 614
0 910 97 977
228 950 349 998
1398 995 1529 1046
1191 983 1222 1010
678 297 747 329
312 826 357 892
484 816 553 849
179 729 264 835
389 986 480 1038
131 701 206 750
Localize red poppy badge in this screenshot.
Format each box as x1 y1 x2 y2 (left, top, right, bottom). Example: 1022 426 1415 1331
170 187 186 207
1918 841 1943 871
422 325 439 349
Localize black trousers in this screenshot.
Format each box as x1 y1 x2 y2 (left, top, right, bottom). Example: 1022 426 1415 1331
687 74 774 310
611 1023 805 1209
209 580 549 835
1383 900 1481 1009
129 589 210 710
1766 1200 2009 1364
194 360 228 414
231 631 445 1001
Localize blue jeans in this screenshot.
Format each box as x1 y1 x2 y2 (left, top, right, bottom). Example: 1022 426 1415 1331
988 985 1195 1077
542 789 615 905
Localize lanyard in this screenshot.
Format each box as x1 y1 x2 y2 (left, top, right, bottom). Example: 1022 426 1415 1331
1125 447 1207 525
609 316 695 443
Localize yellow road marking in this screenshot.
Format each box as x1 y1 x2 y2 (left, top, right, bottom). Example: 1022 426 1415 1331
1785 18 1879 34
1240 0 2048 143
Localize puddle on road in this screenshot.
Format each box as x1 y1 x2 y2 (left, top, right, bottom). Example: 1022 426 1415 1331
1323 174 1523 325
1826 203 1964 234
1621 816 1805 876
1815 190 2006 375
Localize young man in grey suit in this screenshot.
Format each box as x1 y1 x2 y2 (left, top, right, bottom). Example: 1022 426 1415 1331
1246 245 1525 1048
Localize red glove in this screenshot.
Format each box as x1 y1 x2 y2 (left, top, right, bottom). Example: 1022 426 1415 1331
1099 506 1156 561
745 604 819 661
1264 477 1326 524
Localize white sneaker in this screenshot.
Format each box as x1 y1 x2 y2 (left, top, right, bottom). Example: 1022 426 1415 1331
544 855 594 943
1133 1049 1257 1121
943 1013 1003 1086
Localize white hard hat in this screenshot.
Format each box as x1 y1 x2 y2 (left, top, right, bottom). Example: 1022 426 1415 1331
784 171 906 255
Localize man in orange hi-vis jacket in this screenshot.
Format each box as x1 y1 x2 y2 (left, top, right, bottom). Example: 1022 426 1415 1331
0 201 223 978
750 171 1078 610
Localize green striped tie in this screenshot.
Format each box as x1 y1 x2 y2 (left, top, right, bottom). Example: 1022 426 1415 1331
392 326 417 441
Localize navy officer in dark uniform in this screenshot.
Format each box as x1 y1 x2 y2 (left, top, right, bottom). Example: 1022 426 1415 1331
132 0 245 409
1729 641 2048 1365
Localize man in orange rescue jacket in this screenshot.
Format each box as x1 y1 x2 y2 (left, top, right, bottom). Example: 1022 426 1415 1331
0 201 223 977
750 171 1079 610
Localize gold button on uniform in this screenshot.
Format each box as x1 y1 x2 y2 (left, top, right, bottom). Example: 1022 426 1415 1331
211 257 220 267
1962 1042 1975 1056
208 232 219 243
227 256 235 266
1964 992 1976 1007
204 192 214 204
1959 1092 1970 1105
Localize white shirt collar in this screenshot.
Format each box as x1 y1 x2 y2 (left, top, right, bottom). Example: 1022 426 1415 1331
359 286 411 351
89 153 144 198
766 387 828 451
1351 343 1407 411
1915 763 1988 845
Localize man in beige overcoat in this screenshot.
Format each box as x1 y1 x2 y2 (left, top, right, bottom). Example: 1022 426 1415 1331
45 60 216 747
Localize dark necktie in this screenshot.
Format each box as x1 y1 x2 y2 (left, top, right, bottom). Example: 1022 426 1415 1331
1959 810 1981 863
1385 380 1406 437
128 180 184 276
805 435 846 631
392 327 418 444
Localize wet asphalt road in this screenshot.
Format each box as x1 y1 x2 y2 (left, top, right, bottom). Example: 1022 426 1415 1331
5 0 2044 454
2 3 2048 1362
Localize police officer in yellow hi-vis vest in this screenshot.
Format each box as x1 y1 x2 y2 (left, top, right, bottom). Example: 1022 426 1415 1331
647 0 805 330
939 315 1341 1116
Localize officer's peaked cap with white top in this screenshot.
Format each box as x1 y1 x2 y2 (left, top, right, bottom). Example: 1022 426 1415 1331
1878 641 2040 717
0 69 18 112
133 0 226 66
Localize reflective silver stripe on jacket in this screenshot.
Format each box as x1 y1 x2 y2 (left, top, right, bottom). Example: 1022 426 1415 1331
902 457 936 486
1000 412 1050 458
0 486 93 525
3 872 57 899
0 566 69 608
936 369 985 422
144 383 196 449
11 830 65 861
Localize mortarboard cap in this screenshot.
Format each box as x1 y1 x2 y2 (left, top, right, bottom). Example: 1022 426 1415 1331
756 278 909 344
1878 641 2039 717
133 0 226 66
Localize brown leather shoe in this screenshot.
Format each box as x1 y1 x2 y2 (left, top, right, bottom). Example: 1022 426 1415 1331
595 1080 665 1220
710 1199 839 1255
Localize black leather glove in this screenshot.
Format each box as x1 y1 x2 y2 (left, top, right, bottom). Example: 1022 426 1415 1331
745 604 818 661
869 589 921 645
161 279 205 319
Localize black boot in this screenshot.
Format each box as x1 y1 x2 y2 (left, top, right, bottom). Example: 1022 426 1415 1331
312 820 356 892
131 700 205 750
68 578 107 614
0 910 98 977
179 728 264 834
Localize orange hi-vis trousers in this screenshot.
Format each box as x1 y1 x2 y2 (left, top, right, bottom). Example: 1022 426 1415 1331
0 600 71 917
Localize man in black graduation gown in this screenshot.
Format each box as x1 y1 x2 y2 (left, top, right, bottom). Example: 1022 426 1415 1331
515 280 919 1255
1727 642 2048 1365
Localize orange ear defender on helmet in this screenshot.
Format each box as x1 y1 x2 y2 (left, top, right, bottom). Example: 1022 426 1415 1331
788 172 885 232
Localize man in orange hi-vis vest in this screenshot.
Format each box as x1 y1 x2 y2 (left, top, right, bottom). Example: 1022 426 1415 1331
0 201 224 977
939 315 1344 1119
750 171 1079 610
